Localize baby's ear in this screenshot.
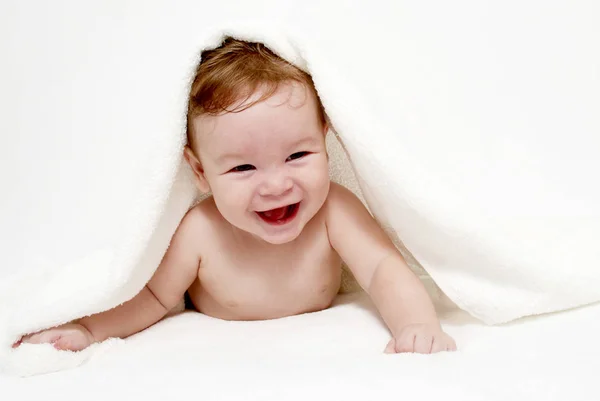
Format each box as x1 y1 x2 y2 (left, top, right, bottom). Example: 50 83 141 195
322 122 330 161
183 146 210 193
322 121 330 136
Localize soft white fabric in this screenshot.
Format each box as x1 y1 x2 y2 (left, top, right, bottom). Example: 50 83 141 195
2 0 600 377
2 292 600 400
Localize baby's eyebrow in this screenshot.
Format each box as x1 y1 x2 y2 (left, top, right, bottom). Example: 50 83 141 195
215 152 245 164
291 136 318 148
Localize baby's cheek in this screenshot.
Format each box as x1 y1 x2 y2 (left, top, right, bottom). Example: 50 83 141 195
313 161 331 191
213 182 245 211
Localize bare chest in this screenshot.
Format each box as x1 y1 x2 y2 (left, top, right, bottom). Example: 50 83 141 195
189 228 342 320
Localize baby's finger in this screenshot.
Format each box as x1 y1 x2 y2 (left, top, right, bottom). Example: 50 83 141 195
23 330 61 345
413 334 434 354
384 338 396 354
20 333 42 344
395 332 417 353
446 336 457 352
430 336 445 353
53 336 74 351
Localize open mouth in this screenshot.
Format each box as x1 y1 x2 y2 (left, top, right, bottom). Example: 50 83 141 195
256 202 300 225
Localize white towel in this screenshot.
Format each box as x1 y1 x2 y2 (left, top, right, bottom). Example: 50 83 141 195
1 0 599 376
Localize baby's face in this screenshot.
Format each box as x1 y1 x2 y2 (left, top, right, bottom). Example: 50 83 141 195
192 83 330 244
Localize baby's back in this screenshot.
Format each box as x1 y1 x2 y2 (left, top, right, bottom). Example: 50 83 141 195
187 197 342 320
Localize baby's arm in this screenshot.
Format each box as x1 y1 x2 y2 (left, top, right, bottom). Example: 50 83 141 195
325 183 456 354
18 207 204 351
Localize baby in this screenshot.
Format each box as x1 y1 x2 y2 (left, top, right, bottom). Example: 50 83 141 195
17 38 456 354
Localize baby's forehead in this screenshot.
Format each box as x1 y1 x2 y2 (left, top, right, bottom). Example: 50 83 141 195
192 84 319 147
232 81 312 115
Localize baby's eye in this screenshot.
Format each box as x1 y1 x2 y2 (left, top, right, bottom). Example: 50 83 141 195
229 164 255 173
286 152 310 162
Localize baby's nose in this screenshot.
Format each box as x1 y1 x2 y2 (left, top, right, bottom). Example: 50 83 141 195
259 172 293 197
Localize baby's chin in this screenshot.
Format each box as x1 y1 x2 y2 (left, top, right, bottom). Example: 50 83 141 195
258 231 302 245
223 218 302 245
247 222 304 245
246 220 306 245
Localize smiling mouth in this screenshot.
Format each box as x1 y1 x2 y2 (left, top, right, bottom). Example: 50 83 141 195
256 203 300 225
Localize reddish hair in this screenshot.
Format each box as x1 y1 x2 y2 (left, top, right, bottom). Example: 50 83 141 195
186 37 326 149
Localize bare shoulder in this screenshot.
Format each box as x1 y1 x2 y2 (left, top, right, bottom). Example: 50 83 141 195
185 196 220 226
174 197 220 251
323 182 369 219
144 198 221 309
323 182 391 251
322 184 396 290
323 182 376 242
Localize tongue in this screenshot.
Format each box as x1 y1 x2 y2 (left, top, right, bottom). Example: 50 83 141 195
261 206 289 221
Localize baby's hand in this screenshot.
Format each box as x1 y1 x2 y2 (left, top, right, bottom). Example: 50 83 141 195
384 324 457 354
13 323 95 352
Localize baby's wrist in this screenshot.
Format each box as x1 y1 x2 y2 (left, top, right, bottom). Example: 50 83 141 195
393 320 441 336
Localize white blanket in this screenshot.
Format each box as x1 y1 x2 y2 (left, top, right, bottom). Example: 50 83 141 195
2 292 600 400
1 0 600 378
